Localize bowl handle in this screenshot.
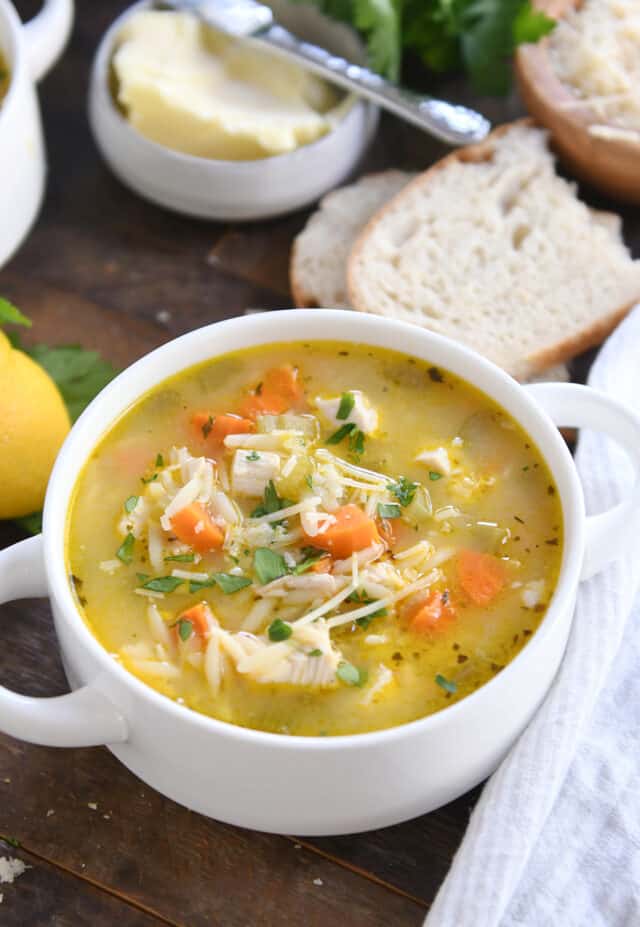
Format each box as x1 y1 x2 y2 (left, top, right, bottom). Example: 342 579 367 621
524 382 640 581
23 0 74 83
0 534 127 747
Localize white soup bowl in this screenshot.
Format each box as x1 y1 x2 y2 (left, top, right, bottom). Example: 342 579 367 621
1 310 640 835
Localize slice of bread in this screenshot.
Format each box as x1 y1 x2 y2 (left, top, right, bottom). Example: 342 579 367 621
290 170 415 308
348 121 640 381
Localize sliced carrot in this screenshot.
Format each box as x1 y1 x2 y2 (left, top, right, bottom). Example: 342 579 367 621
407 590 455 634
178 604 210 638
239 365 304 419
309 555 333 574
457 549 506 606
169 502 224 553
192 411 254 447
304 504 380 560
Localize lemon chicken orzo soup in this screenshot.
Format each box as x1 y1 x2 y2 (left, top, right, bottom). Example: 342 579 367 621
67 342 563 736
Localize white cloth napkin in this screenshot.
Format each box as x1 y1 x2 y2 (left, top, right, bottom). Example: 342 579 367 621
424 306 640 927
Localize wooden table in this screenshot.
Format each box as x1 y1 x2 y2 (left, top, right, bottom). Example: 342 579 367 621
2 2 639 923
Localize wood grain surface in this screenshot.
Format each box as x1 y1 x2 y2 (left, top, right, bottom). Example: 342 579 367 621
2 1 639 924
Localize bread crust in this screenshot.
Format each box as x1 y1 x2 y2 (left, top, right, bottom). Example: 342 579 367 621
347 118 640 377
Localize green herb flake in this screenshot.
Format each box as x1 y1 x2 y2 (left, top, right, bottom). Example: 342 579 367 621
326 422 356 445
349 428 365 458
164 553 195 563
141 473 158 485
0 297 32 328
336 391 355 420
141 576 184 594
116 533 135 565
136 572 151 584
294 552 326 575
124 495 139 514
337 661 368 687
246 450 261 461
429 471 443 481
356 607 388 630
254 548 289 585
202 415 214 438
188 576 215 594
305 474 313 490
213 573 252 594
309 648 322 657
178 618 193 642
435 673 458 694
268 618 293 642
251 480 291 519
377 502 401 520
387 476 418 507
155 453 164 468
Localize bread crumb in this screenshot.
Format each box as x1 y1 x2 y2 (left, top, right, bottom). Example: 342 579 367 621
103 815 111 821
46 810 55 817
0 856 28 885
87 803 98 811
313 878 323 886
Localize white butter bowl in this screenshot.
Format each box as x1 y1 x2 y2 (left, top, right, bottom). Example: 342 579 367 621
1 310 640 836
88 0 379 220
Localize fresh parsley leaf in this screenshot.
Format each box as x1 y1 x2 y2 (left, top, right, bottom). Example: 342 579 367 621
337 661 368 687
136 572 151 584
116 532 135 564
246 450 261 461
27 344 117 422
387 476 418 507
326 422 355 445
124 495 139 513
177 618 193 642
294 551 326 574
353 0 401 79
254 548 289 585
141 473 158 484
155 453 164 467
429 471 443 481
336 391 355 420
513 1 556 45
0 297 31 328
164 553 195 563
305 474 314 490
212 572 252 594
141 576 184 593
188 576 215 594
435 673 458 694
268 618 293 642
309 648 323 657
378 502 401 519
356 607 387 629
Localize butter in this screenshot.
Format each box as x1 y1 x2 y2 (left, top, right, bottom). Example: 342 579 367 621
112 11 343 160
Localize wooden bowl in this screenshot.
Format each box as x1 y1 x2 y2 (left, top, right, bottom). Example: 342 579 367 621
515 0 640 204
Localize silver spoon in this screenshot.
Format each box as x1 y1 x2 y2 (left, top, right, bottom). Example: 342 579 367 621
156 0 491 146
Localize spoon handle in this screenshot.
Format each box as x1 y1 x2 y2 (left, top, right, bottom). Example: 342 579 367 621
251 23 491 147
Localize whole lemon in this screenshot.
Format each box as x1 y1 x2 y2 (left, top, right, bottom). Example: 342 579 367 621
0 330 71 519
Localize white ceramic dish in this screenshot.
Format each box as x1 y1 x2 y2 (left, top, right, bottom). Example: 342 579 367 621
88 0 379 221
0 0 73 267
1 310 639 836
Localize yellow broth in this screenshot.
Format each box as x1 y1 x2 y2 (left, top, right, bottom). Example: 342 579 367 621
67 342 563 736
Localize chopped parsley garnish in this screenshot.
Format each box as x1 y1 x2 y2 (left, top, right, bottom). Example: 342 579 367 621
116 532 135 564
254 548 289 585
140 576 184 593
124 495 139 513
356 608 387 630
177 618 193 642
136 572 150 584
155 453 164 467
337 661 368 687
309 648 322 657
212 573 252 594
387 476 418 507
305 474 313 490
349 428 365 458
164 553 196 563
336 391 355 420
202 415 214 438
435 673 457 694
377 502 401 520
429 471 443 481
251 480 292 519
246 450 261 461
294 551 326 574
327 422 356 444
268 618 293 642
141 473 158 484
